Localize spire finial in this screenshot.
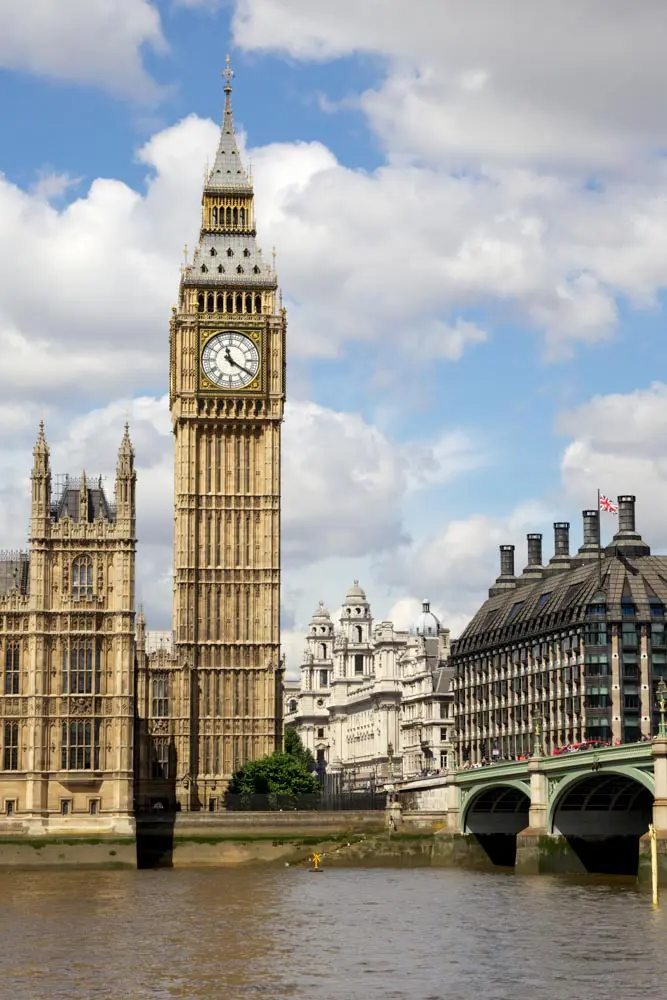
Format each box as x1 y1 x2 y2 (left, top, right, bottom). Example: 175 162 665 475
118 422 134 462
222 54 234 115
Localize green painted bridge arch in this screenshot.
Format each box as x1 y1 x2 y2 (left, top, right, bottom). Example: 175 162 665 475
460 778 531 835
452 743 659 837
547 764 655 837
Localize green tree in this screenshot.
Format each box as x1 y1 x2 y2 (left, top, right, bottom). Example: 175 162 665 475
283 725 316 771
228 751 320 809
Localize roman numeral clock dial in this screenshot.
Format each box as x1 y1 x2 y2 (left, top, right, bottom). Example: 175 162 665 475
202 331 260 389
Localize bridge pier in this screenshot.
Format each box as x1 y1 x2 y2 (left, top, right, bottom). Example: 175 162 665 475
515 760 550 873
651 738 667 831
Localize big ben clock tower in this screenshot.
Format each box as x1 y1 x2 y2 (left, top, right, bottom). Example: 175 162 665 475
169 59 285 805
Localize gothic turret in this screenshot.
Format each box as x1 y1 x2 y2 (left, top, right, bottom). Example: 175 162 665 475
30 421 51 534
115 423 136 528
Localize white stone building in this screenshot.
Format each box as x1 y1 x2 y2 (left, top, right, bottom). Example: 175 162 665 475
284 582 454 785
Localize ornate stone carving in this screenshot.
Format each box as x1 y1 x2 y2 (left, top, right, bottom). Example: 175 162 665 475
69 698 93 717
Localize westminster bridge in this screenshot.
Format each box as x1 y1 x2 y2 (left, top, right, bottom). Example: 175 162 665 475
393 738 667 878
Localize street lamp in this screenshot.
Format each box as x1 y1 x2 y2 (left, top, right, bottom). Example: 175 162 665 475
532 713 543 758
657 678 667 738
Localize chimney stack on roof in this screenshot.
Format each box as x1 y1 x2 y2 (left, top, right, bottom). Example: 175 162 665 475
488 544 517 597
546 521 571 573
605 494 650 557
576 509 600 561
517 533 545 583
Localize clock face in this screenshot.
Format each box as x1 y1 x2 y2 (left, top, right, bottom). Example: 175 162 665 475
201 331 260 390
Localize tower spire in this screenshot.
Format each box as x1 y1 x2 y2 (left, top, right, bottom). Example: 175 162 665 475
205 56 252 194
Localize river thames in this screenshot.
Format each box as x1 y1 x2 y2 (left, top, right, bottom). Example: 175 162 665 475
1 866 666 1000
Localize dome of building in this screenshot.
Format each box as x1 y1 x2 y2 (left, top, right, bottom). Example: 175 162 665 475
343 579 369 606
311 600 331 622
412 599 440 637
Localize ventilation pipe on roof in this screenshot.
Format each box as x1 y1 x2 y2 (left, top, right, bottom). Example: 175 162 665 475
488 544 517 597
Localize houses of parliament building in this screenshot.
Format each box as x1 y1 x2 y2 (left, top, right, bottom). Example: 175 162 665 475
0 62 286 832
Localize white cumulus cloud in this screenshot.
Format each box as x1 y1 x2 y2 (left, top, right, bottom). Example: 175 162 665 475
0 0 167 99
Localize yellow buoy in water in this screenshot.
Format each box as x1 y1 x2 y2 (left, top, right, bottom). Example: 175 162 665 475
310 852 322 873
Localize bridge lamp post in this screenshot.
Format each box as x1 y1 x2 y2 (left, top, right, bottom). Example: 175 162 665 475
532 713 544 758
657 678 667 738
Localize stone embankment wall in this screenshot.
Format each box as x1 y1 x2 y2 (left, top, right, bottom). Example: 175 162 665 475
0 811 386 869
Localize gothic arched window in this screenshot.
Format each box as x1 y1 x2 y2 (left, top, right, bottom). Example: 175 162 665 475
207 294 214 313
4 644 19 695
240 207 245 225
197 293 204 313
151 677 169 718
226 248 234 257
235 294 243 312
72 556 93 600
212 207 218 225
63 639 98 694
216 294 223 312
210 247 217 257
226 293 233 312
245 294 252 313
3 721 18 770
201 264 207 273
255 294 262 313
233 207 238 225
62 719 100 770
236 265 244 274
226 207 232 225
243 248 250 258
218 264 224 274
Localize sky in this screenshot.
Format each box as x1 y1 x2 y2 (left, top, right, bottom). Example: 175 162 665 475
3 1 667 675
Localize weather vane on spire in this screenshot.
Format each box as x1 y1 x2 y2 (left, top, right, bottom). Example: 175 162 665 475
222 54 234 114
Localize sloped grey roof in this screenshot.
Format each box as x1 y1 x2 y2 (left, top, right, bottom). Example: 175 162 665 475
52 483 114 524
454 551 667 654
185 233 276 288
433 664 454 694
0 553 29 596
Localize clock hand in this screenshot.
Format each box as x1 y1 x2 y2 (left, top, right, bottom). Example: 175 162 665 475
223 346 255 379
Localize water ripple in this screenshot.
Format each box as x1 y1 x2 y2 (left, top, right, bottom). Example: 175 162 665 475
0 867 664 1000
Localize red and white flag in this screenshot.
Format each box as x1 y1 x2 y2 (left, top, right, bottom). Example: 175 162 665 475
599 495 618 514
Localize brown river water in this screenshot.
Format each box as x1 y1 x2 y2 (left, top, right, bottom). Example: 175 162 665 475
0 866 665 1000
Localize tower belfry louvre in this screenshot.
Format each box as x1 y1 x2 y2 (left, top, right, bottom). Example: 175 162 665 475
160 57 286 808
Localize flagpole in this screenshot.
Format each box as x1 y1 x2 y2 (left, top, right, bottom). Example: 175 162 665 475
597 488 602 589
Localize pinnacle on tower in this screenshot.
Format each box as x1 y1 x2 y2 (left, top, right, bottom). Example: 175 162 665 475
32 420 50 470
205 54 252 193
79 470 89 521
117 422 135 468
